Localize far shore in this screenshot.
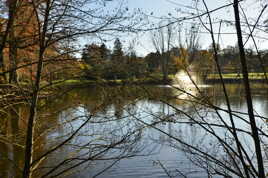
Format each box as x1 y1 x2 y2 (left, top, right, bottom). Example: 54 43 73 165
205 73 268 83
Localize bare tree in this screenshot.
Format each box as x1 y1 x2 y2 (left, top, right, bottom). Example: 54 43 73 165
233 0 265 177
2 0 268 178
151 21 173 83
0 0 142 177
138 0 268 177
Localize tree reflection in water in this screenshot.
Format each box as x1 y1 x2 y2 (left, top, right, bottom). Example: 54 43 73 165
1 84 268 177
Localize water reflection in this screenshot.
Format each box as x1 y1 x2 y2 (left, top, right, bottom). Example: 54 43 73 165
1 84 268 177
0 106 24 178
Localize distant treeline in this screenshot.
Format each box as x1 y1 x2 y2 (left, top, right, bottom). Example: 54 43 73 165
80 39 268 81
81 38 180 81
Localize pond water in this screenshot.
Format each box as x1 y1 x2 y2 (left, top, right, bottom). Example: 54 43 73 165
1 82 268 178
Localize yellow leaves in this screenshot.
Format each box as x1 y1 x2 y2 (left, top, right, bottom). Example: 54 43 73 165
178 48 189 58
171 48 190 69
172 56 185 69
79 63 91 70
199 50 213 60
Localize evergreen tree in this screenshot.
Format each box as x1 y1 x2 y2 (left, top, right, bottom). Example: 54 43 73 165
100 43 110 60
112 38 123 60
82 44 103 65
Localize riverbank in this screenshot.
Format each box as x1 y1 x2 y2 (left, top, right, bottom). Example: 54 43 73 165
0 74 175 89
52 75 175 88
0 75 175 104
205 73 268 83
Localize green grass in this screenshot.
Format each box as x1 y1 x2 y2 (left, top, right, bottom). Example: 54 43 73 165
206 73 268 80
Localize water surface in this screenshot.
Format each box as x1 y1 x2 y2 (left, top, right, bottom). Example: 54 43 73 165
1 83 268 178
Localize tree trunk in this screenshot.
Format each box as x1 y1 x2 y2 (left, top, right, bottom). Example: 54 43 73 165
8 32 18 83
233 1 265 177
162 54 168 83
23 1 51 177
0 0 18 83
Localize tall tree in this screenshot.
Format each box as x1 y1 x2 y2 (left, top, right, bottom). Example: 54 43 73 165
100 43 110 60
82 44 103 66
11 0 138 177
233 0 265 177
112 38 123 61
151 21 173 82
0 0 18 83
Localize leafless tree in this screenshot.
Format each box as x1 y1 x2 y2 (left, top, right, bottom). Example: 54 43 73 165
0 0 142 177
138 0 268 177
2 0 268 178
151 21 173 83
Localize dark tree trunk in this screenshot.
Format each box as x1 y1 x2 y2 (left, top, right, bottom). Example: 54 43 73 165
8 34 18 84
233 1 265 177
0 0 18 83
23 1 51 177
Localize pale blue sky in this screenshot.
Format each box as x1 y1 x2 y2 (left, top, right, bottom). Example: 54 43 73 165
79 0 268 56
125 0 268 56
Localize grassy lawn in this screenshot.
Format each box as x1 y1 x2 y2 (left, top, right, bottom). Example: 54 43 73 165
206 73 268 80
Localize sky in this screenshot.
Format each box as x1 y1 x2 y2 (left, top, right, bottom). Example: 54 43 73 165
78 0 268 57
2 0 267 57
123 0 268 56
